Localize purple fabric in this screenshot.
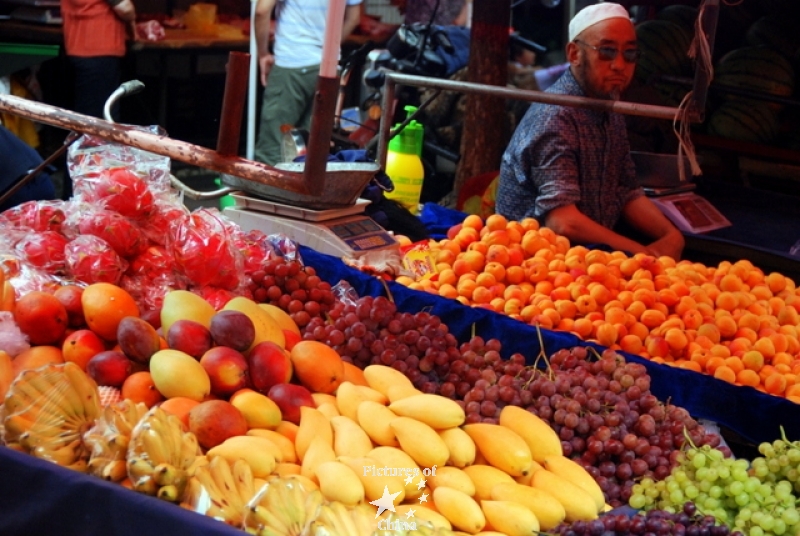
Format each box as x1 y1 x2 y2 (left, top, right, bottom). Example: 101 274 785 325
496 68 643 228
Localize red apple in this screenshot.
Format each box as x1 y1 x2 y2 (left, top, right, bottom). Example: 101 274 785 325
86 350 133 387
267 383 314 424
166 319 213 358
200 346 249 397
247 341 293 395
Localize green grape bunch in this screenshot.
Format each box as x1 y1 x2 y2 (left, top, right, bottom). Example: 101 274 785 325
629 430 800 536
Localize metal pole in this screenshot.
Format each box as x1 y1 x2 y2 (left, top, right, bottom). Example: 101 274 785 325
376 74 396 170
374 71 687 174
0 94 312 195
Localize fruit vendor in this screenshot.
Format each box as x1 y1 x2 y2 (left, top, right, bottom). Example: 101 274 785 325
495 3 684 260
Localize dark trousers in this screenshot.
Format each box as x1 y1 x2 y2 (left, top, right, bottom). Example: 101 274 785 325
70 56 122 119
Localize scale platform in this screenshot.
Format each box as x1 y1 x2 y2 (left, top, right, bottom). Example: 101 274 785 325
223 192 400 260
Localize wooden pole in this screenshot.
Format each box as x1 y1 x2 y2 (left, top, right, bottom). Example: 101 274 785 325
454 0 511 199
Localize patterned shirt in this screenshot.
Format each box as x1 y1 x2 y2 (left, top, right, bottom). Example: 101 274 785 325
404 0 466 25
496 68 643 229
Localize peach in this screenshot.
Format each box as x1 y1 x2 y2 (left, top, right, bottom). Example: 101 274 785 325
188 399 248 450
62 329 107 371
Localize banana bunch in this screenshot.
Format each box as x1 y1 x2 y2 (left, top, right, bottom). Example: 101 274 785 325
244 476 324 536
126 406 200 502
2 362 100 471
185 456 257 527
84 399 148 481
310 501 376 536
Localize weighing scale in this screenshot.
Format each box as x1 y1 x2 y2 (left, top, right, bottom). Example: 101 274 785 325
222 192 401 260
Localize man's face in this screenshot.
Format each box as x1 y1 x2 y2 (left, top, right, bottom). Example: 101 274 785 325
568 18 638 100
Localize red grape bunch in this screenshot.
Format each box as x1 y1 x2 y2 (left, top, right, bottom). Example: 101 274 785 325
246 258 335 328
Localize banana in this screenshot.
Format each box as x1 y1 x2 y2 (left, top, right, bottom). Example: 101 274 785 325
498 405 562 463
542 454 605 513
34 437 82 467
330 415 374 458
438 427 476 468
139 427 171 466
461 465 515 502
481 500 540 536
248 504 291 535
157 484 180 502
300 435 336 483
101 459 129 481
25 371 76 419
211 454 238 498
62 362 101 420
295 406 333 462
274 462 302 477
315 460 365 506
357 401 400 447
432 486 486 534
232 458 256 504
389 394 466 429
530 469 598 522
207 436 277 479
390 417 450 469
462 423 532 477
490 482 566 530
363 365 414 397
154 462 180 486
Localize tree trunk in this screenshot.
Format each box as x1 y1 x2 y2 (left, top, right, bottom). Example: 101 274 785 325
453 0 511 198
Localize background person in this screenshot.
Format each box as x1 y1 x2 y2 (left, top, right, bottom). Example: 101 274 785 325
60 0 136 118
391 0 468 26
253 0 362 166
495 2 684 259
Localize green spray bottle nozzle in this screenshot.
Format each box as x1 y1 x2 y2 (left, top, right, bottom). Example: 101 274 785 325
389 105 424 157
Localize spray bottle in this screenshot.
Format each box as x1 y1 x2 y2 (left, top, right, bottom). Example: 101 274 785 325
385 106 425 215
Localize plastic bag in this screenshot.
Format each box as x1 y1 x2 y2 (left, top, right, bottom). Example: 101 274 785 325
0 199 67 234
67 130 172 212
14 231 70 274
65 206 148 259
168 208 244 291
0 310 30 357
64 234 129 285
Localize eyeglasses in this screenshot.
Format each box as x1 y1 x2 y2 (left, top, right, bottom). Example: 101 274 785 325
574 40 641 63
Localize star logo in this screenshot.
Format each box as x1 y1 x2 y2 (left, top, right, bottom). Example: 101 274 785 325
404 474 413 485
405 508 416 519
417 478 427 490
369 486 402 518
418 492 428 504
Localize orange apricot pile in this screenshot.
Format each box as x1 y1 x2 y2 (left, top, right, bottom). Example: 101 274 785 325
395 214 800 401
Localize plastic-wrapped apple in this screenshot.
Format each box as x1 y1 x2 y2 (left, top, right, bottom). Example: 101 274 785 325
93 168 154 219
16 231 69 273
64 235 128 285
0 200 66 232
77 210 147 258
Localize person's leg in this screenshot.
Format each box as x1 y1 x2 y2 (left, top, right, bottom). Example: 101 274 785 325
296 66 322 131
254 65 319 165
70 56 121 119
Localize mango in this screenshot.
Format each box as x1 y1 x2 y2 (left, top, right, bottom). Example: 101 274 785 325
149 349 211 401
160 290 216 335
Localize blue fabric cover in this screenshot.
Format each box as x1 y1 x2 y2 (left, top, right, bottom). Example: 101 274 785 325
0 447 243 536
0 125 56 211
299 244 800 446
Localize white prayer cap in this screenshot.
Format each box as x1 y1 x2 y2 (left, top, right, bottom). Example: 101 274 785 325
568 2 632 42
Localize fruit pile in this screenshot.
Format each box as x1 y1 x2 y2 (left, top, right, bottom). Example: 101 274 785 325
395 213 800 400
300 294 723 508
630 435 800 536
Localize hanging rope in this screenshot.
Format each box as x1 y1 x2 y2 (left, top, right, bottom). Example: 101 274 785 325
672 0 716 180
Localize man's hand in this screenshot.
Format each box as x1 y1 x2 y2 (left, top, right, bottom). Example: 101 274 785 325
647 230 685 260
259 53 275 87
